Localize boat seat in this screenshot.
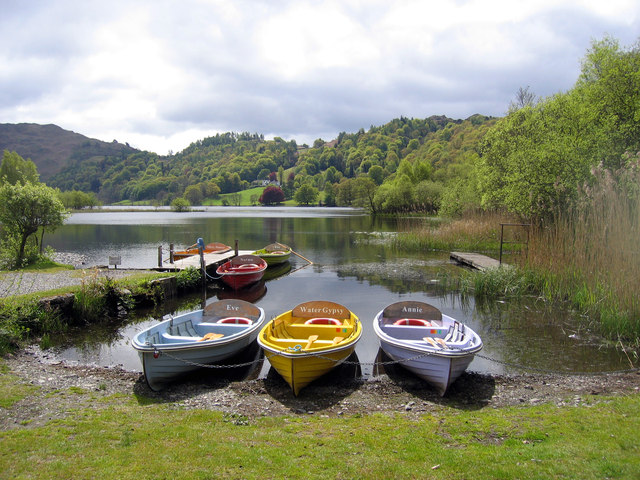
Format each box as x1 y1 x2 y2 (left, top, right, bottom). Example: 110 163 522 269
381 324 447 341
169 321 199 337
161 332 200 343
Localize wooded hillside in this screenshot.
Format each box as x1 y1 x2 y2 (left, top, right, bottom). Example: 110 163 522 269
0 123 138 181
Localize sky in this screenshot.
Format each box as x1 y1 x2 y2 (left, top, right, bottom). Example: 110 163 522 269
1 0 639 155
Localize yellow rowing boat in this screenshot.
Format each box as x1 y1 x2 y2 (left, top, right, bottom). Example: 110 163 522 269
257 300 362 395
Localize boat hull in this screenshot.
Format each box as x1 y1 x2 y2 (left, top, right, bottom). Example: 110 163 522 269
138 334 257 391
258 300 361 395
216 254 267 290
253 243 292 266
132 300 265 391
373 301 482 396
260 252 291 266
173 242 231 260
262 344 356 395
378 340 476 396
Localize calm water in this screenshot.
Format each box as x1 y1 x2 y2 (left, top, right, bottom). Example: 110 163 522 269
44 207 634 381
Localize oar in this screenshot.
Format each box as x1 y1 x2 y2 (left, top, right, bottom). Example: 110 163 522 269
435 338 449 349
304 335 319 349
199 332 224 342
277 242 313 265
332 336 344 345
423 337 441 349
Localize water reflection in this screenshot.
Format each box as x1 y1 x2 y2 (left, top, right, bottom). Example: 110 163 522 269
46 209 636 384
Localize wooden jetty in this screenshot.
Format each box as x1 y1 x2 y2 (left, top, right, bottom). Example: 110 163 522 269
450 252 503 271
156 250 253 272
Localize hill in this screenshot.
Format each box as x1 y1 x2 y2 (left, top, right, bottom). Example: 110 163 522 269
0 123 138 181
0 116 498 213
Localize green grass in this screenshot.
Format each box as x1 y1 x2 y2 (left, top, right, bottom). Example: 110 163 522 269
0 363 37 408
1 372 638 479
113 187 299 207
204 187 297 206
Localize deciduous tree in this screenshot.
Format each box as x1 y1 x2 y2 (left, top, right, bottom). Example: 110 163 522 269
0 182 67 267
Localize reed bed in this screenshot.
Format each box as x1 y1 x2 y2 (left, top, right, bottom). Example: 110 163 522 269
394 211 519 252
525 166 640 340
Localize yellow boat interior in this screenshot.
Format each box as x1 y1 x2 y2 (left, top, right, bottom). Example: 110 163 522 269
261 301 360 352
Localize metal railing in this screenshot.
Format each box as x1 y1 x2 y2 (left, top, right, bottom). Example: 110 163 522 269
499 223 530 265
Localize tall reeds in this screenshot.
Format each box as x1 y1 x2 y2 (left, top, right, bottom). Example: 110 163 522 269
394 211 518 252
525 160 640 340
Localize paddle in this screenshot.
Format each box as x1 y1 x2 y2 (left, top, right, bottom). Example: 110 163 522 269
332 336 344 345
304 335 319 349
435 338 449 349
199 332 224 342
423 337 441 349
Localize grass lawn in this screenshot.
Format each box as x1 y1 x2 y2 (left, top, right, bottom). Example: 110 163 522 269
1 366 638 479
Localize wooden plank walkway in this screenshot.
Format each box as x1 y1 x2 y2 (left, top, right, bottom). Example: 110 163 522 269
450 252 503 271
156 250 254 272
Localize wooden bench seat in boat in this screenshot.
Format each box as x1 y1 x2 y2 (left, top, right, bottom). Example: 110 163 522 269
380 324 448 341
284 323 352 339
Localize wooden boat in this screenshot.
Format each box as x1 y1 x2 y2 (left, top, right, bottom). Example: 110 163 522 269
132 299 265 391
257 300 362 395
252 243 292 266
373 300 483 396
216 254 267 290
173 242 232 260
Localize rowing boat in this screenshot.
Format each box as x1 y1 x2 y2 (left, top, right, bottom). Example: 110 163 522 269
132 299 265 391
373 300 482 396
173 242 232 260
258 300 362 395
216 254 267 290
252 243 292 265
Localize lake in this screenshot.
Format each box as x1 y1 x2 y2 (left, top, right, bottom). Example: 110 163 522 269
44 207 634 383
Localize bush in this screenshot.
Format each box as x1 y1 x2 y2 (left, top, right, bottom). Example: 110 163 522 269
259 186 285 205
175 267 202 290
171 197 191 212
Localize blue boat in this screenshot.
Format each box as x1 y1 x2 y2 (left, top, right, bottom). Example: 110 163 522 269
132 299 265 391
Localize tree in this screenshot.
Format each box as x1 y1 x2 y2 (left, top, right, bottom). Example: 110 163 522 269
0 150 39 185
58 190 100 209
171 197 191 212
0 182 67 267
184 184 203 205
508 86 537 112
352 177 378 212
294 184 319 205
368 165 385 185
259 186 285 205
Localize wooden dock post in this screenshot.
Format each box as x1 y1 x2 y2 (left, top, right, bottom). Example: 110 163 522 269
157 246 163 267
169 243 174 263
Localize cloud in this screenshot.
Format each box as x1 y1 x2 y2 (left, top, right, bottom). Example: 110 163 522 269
1 0 638 153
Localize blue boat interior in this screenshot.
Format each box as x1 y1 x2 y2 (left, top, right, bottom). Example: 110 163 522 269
149 319 252 344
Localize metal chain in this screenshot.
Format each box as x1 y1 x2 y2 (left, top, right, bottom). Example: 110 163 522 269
153 345 638 375
154 348 259 369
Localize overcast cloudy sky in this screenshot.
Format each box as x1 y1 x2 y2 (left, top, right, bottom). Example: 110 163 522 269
1 0 638 154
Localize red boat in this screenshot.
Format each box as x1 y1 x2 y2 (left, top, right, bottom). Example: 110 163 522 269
216 254 267 290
